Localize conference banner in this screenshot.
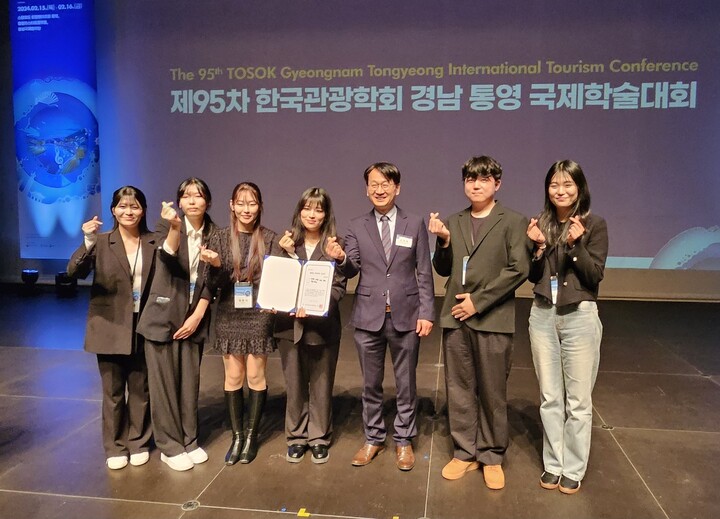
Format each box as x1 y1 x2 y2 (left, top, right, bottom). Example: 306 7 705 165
10 0 101 259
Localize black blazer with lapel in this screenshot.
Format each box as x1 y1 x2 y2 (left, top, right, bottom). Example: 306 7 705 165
137 218 218 344
433 202 531 334
273 239 347 346
528 213 608 306
67 229 157 355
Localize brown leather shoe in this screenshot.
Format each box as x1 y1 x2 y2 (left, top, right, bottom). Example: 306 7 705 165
395 445 415 471
351 443 385 466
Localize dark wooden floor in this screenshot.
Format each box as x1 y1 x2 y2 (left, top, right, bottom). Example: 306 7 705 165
0 284 718 519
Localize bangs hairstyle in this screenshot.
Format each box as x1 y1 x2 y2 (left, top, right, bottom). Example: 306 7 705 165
363 162 401 185
461 155 502 181
110 185 149 233
290 187 337 250
229 182 265 283
176 177 214 234
537 159 592 247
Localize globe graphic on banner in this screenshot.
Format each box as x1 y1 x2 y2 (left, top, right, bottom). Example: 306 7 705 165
15 81 100 205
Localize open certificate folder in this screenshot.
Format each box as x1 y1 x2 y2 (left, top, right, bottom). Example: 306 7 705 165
257 255 335 317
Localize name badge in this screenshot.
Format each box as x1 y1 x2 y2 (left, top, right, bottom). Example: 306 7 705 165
550 275 558 305
462 256 469 286
234 281 253 309
189 281 196 305
395 234 413 248
132 289 141 313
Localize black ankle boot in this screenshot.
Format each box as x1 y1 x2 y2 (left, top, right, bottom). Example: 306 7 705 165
239 387 267 464
224 389 244 465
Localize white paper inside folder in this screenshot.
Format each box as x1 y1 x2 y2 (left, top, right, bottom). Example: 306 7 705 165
257 255 335 317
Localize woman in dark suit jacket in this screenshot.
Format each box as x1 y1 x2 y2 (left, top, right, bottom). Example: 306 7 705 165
137 178 218 471
67 186 156 470
275 187 347 464
526 160 608 495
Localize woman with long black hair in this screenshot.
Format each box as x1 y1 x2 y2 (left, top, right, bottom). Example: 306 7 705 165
275 187 347 464
527 160 608 494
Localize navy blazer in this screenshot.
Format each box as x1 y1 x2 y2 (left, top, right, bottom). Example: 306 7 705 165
340 206 435 333
433 202 531 334
273 238 347 346
137 218 218 344
67 229 157 355
528 213 608 306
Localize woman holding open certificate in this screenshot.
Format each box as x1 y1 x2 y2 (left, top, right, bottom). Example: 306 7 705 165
200 182 278 465
275 187 347 464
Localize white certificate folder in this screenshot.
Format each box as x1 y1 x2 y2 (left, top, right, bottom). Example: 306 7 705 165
257 255 335 317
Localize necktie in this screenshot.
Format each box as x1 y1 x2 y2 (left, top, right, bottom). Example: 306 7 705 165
380 215 391 261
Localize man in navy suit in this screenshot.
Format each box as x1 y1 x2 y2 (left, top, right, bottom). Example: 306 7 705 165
326 162 435 471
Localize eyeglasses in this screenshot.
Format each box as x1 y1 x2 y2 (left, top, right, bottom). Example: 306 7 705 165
368 181 394 192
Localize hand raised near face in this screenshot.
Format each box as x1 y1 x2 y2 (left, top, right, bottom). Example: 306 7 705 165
428 212 450 243
279 230 296 255
325 236 346 262
81 216 103 236
161 201 182 229
567 216 586 247
527 218 546 245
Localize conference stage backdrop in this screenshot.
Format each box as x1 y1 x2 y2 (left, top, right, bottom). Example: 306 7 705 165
16 1 720 269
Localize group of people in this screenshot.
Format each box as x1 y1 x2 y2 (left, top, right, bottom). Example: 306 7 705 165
67 155 607 496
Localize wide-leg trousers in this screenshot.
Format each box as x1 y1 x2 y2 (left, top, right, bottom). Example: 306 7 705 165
279 339 340 446
529 298 602 481
96 333 151 458
443 327 513 465
144 338 202 456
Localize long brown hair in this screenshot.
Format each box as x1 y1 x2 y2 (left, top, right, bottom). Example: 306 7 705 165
229 182 265 283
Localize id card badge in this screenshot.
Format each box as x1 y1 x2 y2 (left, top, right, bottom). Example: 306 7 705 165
234 281 253 309
189 281 196 305
462 256 469 286
132 289 141 313
395 234 413 248
550 275 558 305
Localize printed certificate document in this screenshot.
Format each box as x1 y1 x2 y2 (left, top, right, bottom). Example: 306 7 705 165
257 255 335 316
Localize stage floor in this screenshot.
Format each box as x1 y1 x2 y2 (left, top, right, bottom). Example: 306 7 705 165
0 285 718 519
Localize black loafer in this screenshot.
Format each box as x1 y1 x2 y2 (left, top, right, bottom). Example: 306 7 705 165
286 444 307 463
559 475 581 494
310 444 329 464
540 471 560 490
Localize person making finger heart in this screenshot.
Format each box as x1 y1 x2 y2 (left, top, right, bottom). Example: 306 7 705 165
430 156 531 490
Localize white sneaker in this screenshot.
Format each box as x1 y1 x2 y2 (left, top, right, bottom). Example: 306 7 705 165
106 455 128 470
187 447 208 464
129 451 150 466
161 452 194 471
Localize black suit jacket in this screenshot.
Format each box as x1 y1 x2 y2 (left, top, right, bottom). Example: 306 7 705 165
67 229 157 355
433 202 531 333
528 213 608 306
273 239 347 345
137 218 218 344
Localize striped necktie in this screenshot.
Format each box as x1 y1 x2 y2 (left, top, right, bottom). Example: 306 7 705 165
380 215 391 261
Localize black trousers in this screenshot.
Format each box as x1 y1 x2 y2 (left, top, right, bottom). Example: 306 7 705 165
144 338 202 456
279 339 340 446
443 327 513 465
96 334 151 457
